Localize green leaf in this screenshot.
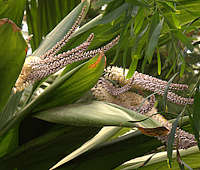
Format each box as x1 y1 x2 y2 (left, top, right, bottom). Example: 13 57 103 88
164 12 181 30
180 60 185 77
167 109 185 168
0 126 100 170
35 101 162 128
126 0 150 8
116 146 200 170
26 0 81 51
107 103 162 128
0 0 26 26
162 72 179 110
190 88 200 149
0 92 22 157
30 0 90 55
35 53 106 111
133 7 145 35
171 13 181 29
173 30 194 51
176 0 200 25
0 53 105 138
157 1 176 12
52 131 161 170
126 58 138 79
0 19 27 113
165 60 176 79
157 47 161 75
129 25 149 70
148 12 159 40
50 126 121 170
0 125 19 158
98 3 129 24
35 101 135 127
146 18 164 63
0 91 22 125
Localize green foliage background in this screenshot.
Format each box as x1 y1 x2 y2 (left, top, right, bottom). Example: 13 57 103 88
0 0 200 169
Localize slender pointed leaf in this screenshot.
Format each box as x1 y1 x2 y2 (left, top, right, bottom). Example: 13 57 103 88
167 108 185 168
35 101 135 127
116 146 200 170
173 30 194 51
0 125 19 158
98 3 129 24
0 92 22 157
190 88 200 149
133 7 145 35
146 18 164 63
50 126 121 170
126 58 138 79
0 126 100 170
53 131 161 170
157 47 161 75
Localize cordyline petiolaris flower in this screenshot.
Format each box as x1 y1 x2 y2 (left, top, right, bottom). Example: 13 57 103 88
13 5 197 150
14 6 120 92
92 66 197 149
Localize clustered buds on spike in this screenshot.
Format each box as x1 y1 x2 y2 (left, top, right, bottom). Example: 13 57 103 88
104 66 194 105
14 6 120 92
92 78 156 114
98 77 133 96
145 110 197 149
92 66 197 149
158 128 197 149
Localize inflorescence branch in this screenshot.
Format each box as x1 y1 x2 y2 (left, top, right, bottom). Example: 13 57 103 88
14 6 120 92
40 6 87 60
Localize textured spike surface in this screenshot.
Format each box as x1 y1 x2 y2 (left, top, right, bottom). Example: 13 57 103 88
104 66 193 105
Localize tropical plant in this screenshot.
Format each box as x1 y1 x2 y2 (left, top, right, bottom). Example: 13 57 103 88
0 0 200 170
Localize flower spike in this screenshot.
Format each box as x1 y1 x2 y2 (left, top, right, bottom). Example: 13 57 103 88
104 66 193 105
40 6 87 59
14 34 119 92
14 33 94 92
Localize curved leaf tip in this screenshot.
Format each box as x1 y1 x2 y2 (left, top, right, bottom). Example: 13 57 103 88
0 18 21 32
137 126 169 137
